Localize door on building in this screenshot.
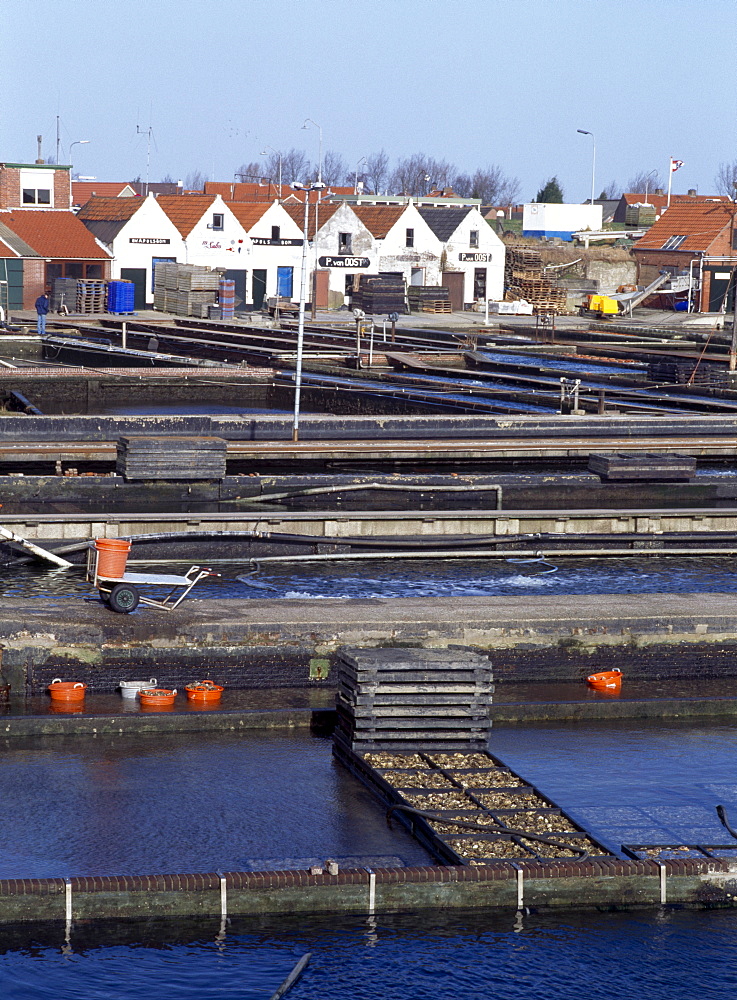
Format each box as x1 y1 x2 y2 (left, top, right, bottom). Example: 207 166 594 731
276 266 294 298
252 269 267 310
313 269 329 309
442 271 465 312
152 257 176 294
410 267 425 285
120 268 147 310
225 269 247 312
706 266 736 312
474 268 487 301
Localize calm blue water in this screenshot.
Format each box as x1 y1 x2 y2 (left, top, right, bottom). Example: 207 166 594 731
2 908 737 999
2 556 737 601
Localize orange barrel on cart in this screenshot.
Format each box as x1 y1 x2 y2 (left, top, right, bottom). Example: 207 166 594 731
95 538 131 578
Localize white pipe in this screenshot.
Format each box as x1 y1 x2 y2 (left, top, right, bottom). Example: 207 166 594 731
0 524 73 568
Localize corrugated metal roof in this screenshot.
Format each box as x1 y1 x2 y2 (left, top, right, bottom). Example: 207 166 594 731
634 201 736 254
417 207 471 241
0 220 39 257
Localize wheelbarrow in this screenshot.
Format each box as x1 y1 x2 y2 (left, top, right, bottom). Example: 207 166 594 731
86 539 220 613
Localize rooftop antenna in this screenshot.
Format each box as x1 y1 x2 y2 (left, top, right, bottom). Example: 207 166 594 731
136 120 154 196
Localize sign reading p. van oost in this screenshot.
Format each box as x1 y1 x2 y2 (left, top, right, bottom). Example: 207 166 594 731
458 252 493 262
318 255 371 268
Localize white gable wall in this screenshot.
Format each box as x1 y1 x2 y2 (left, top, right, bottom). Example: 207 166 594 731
105 195 184 304
182 195 251 270
313 203 381 302
441 207 505 302
376 203 443 286
245 201 305 302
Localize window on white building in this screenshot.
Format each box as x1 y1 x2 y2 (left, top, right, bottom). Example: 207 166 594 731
339 232 352 253
405 228 414 247
271 225 280 241
469 230 479 248
211 213 224 231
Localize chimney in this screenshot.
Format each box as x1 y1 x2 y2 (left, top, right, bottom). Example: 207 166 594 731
655 188 664 196
35 134 44 164
687 189 697 197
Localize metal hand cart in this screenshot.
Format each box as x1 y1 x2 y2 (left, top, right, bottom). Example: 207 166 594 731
87 543 220 613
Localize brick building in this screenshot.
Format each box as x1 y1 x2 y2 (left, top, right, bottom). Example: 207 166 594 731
0 162 72 211
632 201 737 312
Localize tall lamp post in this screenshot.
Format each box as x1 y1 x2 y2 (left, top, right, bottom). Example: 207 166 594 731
291 179 326 441
354 156 367 195
69 139 90 178
576 129 596 206
261 146 282 200
302 119 323 319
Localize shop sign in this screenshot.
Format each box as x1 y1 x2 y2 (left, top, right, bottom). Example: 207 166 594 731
459 252 493 262
318 255 371 268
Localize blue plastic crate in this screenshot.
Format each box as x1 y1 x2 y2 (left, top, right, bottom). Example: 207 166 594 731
107 280 135 313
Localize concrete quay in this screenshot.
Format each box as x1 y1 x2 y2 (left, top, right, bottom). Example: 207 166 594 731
4 593 737 695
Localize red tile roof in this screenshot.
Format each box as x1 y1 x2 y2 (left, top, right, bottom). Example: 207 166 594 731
282 200 341 238
1 210 112 259
225 202 270 230
156 195 217 237
77 197 145 222
634 201 737 253
621 192 729 211
351 205 405 238
72 181 137 207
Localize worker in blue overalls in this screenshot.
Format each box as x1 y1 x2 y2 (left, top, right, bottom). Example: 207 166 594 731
35 292 49 335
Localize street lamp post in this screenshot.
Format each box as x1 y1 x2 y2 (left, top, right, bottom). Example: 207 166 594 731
69 140 90 178
576 129 596 206
291 180 326 442
354 156 367 195
302 119 323 319
261 146 282 200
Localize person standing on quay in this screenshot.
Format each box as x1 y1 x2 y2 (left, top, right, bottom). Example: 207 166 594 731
35 292 49 335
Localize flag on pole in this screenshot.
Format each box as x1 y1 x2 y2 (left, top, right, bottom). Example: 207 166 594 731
671 159 685 172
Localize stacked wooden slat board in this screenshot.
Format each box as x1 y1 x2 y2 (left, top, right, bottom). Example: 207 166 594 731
76 279 107 314
504 245 566 314
335 647 493 752
116 436 227 481
352 275 408 315
588 453 697 482
408 286 452 313
153 263 220 317
647 359 731 387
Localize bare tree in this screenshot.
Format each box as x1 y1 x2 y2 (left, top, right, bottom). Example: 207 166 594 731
320 150 348 187
390 154 457 195
625 170 665 195
184 170 206 191
235 161 265 182
597 180 621 200
465 165 520 205
364 150 390 194
278 148 311 185
715 160 737 199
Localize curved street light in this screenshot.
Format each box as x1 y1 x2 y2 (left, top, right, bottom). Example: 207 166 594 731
261 145 282 199
69 139 90 178
576 129 596 206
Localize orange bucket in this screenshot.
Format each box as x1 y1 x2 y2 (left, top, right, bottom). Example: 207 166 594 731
48 679 87 702
139 687 177 707
185 681 224 703
95 538 131 578
586 669 622 691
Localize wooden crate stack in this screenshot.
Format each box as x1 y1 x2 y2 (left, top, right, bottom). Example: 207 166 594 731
76 279 107 314
352 275 408 315
504 245 566 314
153 262 220 316
589 453 697 482
335 647 493 752
116 436 227 481
408 286 451 313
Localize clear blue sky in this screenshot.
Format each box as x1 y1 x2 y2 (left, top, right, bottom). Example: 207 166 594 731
2 0 735 200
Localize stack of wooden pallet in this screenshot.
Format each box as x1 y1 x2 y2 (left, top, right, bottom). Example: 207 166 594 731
116 436 227 481
647 359 731 387
407 286 451 313
52 278 78 312
76 279 107 314
504 246 566 314
153 263 220 316
589 453 697 482
352 275 408 315
335 647 493 752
